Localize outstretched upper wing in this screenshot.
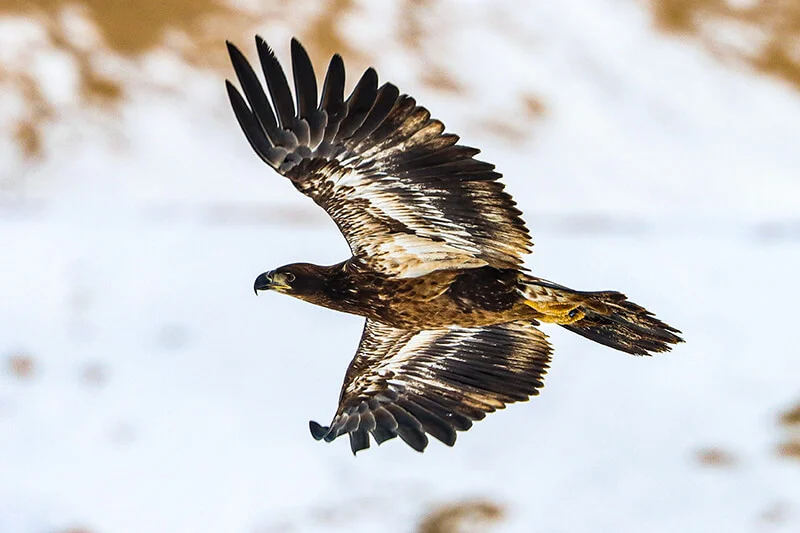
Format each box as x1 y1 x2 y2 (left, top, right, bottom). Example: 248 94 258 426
310 319 552 454
225 37 532 278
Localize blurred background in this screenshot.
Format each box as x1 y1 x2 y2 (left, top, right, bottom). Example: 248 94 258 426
1 0 799 532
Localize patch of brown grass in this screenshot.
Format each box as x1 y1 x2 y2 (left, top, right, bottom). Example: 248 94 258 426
474 93 547 145
0 0 233 158
2 0 244 66
777 399 800 461
0 0 360 158
304 0 360 65
7 67 54 160
475 117 529 145
6 352 35 379
14 119 44 159
417 499 505 533
1 0 546 162
779 401 800 426
647 0 800 90
695 446 737 467
522 94 546 119
420 66 463 94
777 440 800 459
399 0 464 94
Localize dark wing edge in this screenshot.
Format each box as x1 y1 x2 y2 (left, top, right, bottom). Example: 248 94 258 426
310 320 552 454
225 37 533 277
225 36 402 176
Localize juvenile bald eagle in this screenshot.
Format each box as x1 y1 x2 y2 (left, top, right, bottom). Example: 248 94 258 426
225 37 683 454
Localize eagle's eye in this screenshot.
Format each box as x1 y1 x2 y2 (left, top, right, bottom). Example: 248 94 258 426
285 272 296 283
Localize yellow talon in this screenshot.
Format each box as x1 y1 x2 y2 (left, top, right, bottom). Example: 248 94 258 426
524 300 585 324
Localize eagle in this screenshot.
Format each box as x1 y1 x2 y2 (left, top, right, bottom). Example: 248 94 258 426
225 37 683 454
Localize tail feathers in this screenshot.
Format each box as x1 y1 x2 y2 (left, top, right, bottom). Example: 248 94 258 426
519 279 683 356
562 291 683 356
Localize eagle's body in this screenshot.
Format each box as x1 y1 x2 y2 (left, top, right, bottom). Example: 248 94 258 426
282 262 539 329
226 37 683 454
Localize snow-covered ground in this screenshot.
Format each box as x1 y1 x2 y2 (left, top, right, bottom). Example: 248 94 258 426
1 1 799 532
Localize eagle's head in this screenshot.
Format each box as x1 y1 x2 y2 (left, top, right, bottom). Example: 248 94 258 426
253 263 326 297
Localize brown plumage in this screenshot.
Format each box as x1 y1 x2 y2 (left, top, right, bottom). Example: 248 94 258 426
227 37 684 454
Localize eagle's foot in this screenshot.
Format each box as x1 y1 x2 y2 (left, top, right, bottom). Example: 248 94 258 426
524 300 585 324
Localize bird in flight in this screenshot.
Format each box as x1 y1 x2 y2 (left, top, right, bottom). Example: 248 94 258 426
225 37 683 454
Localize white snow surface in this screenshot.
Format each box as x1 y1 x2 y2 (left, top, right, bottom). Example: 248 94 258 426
1 1 799 532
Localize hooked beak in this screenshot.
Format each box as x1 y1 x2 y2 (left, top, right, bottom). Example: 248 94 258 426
253 270 291 295
254 271 274 295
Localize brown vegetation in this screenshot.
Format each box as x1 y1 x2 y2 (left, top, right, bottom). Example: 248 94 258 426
695 446 737 467
417 499 505 533
648 0 800 90
0 0 357 158
777 399 800 461
6 352 35 379
777 440 800 459
780 401 800 426
1 0 546 162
